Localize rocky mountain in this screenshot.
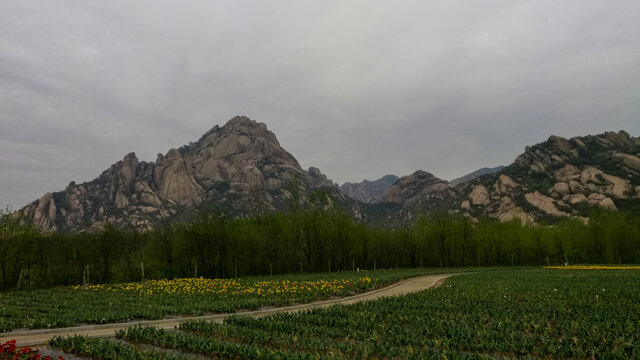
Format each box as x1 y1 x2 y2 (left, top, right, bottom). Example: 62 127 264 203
450 166 504 185
340 175 398 203
371 131 640 225
454 131 640 223
359 170 455 225
381 171 454 208
348 130 640 226
19 116 344 232
17 123 640 231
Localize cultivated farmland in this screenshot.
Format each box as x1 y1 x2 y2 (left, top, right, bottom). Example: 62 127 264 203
46 268 640 359
0 268 462 332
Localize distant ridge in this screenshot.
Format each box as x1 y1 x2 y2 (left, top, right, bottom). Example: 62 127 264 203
340 175 398 203
450 166 505 185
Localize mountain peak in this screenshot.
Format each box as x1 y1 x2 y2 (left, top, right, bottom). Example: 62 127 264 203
19 116 342 233
381 170 453 207
198 116 269 143
219 115 270 136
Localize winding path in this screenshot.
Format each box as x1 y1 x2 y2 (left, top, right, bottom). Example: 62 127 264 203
1 273 452 348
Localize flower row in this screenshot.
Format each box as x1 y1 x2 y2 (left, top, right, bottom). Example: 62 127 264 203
545 265 640 270
73 277 374 296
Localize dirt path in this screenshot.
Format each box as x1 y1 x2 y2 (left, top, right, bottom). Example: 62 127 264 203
1 273 452 348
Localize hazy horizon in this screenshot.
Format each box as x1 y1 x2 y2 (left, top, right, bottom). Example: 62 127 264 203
2 1 639 209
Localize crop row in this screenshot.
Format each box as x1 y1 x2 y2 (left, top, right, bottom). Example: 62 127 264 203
49 269 640 359
91 270 640 359
47 336 187 360
0 268 457 332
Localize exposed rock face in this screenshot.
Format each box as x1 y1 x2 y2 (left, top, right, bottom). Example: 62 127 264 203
340 175 399 204
568 180 585 194
569 193 588 205
155 149 203 206
587 193 606 204
381 171 454 209
469 194 531 224
613 153 640 172
497 206 534 224
552 183 571 196
19 116 342 232
468 185 490 205
28 193 57 231
525 192 568 217
599 197 618 211
495 175 518 194
554 164 581 182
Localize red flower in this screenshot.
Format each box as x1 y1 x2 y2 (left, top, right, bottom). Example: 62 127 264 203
0 340 64 360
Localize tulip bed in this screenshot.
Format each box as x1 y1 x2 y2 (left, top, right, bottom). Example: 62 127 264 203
49 268 640 359
0 268 458 332
0 340 62 360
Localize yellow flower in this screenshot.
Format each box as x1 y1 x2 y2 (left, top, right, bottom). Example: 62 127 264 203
545 265 640 270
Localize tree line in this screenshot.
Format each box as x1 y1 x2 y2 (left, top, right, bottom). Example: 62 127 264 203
1 205 639 290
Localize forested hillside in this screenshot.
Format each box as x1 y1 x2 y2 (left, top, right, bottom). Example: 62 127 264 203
2 204 638 290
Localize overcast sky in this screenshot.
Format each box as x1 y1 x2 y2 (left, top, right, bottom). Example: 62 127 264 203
1 1 639 209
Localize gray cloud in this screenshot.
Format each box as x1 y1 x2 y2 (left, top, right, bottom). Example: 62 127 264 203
1 0 639 209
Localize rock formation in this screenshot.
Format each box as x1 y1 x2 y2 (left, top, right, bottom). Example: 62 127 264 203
381 171 454 209
19 116 342 232
468 185 490 206
373 130 639 225
17 124 640 230
453 130 640 223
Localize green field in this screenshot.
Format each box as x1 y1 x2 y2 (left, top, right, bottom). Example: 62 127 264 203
49 268 640 359
0 268 465 332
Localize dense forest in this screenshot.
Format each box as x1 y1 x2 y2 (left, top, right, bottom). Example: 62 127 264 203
1 203 640 290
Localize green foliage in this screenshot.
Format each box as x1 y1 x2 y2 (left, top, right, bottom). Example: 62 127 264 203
212 181 230 193
0 209 41 290
527 170 554 192
616 198 640 215
500 164 528 180
1 206 639 292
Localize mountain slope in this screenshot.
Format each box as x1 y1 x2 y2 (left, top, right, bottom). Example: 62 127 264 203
19 116 342 232
340 175 398 203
